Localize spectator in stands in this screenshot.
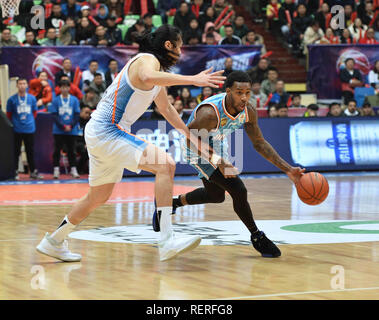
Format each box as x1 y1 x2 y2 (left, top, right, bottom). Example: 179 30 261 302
143 13 156 33
359 1 376 26
82 60 105 90
76 16 94 45
57 22 76 46
199 5 216 30
348 18 368 43
247 57 269 84
89 73 107 98
178 87 192 109
343 4 354 29
88 0 101 17
42 28 58 46
276 104 288 117
368 60 379 89
61 0 81 19
268 105 278 118
188 98 198 109
219 25 242 45
303 104 319 117
174 2 195 34
55 75 83 100
214 0 231 16
88 25 112 47
315 2 330 32
202 22 222 43
249 80 268 109
50 79 81 179
204 32 217 45
23 31 40 46
360 102 377 116
124 19 146 45
46 3 66 30
267 0 281 35
191 0 207 17
278 0 296 42
326 102 344 117
242 30 265 53
81 87 100 110
156 0 181 24
374 14 379 41
233 15 249 39
303 20 324 55
129 0 155 15
79 5 90 19
173 99 190 122
196 86 213 103
0 28 20 47
55 58 75 87
184 18 202 45
261 67 278 96
291 4 313 55
75 105 92 174
105 59 119 88
344 99 360 117
320 27 340 44
289 94 306 108
223 57 234 78
340 28 354 44
107 0 124 20
106 16 123 46
28 71 53 110
270 80 290 105
6 78 42 180
359 27 379 44
340 58 363 105
96 3 109 27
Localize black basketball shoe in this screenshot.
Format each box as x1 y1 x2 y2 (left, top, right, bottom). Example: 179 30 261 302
152 199 178 232
251 231 281 258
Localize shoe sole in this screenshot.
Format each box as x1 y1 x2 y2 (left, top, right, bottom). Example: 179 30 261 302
160 237 201 262
36 246 81 262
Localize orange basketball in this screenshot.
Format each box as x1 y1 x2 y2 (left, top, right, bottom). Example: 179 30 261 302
296 172 329 205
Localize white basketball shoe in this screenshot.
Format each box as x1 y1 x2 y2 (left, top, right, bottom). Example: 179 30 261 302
159 232 201 261
36 233 82 262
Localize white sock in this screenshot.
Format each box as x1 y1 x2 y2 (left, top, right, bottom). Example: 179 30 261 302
158 207 173 240
50 215 77 243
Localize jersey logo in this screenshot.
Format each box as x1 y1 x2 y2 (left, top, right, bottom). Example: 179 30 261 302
220 118 228 127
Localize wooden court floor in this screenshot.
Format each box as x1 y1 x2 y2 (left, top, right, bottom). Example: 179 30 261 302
1 172 379 300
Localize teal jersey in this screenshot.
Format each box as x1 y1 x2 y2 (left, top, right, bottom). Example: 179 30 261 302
181 93 249 179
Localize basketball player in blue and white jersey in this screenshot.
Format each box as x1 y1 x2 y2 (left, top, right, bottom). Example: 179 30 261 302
36 25 226 262
153 71 305 258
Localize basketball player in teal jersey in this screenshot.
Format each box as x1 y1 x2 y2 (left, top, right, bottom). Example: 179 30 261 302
36 25 226 262
153 71 305 257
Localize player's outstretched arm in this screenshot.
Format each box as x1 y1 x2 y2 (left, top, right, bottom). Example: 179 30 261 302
139 55 225 88
244 105 305 184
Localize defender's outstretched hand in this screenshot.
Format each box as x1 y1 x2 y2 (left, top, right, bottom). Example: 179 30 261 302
287 167 306 185
192 67 226 88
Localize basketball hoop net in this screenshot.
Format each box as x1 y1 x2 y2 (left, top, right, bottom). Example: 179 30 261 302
0 0 21 18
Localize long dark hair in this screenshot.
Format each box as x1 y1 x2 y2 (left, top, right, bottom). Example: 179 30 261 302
136 24 182 71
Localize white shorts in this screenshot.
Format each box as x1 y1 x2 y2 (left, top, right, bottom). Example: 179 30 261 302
85 119 148 187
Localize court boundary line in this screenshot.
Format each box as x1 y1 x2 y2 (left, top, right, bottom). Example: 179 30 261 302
215 286 379 300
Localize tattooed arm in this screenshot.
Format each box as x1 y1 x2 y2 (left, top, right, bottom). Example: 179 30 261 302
244 104 304 183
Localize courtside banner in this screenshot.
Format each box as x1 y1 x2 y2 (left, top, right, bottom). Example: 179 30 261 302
33 115 379 175
0 45 261 80
307 44 379 99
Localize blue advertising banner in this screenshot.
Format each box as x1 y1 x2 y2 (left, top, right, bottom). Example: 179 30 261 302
0 45 262 82
307 44 379 99
33 114 379 175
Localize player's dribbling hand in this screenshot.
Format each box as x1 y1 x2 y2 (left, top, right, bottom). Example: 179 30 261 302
193 67 226 88
286 167 306 185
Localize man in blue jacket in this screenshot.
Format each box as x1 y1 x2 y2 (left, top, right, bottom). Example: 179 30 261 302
50 79 81 179
7 78 43 180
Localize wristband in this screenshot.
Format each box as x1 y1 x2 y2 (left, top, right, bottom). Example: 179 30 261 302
211 153 221 166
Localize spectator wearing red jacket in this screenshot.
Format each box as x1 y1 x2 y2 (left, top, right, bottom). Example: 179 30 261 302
28 71 53 110
359 27 379 43
55 76 83 100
